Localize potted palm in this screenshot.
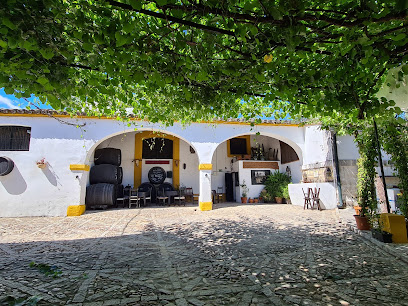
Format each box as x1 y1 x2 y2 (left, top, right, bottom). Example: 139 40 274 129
264 171 291 204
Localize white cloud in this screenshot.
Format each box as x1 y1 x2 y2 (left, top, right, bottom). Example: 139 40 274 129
0 95 21 109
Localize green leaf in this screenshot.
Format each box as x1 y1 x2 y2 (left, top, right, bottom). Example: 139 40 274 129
392 33 406 41
129 0 142 10
37 77 49 85
0 40 7 49
2 17 16 30
39 49 55 60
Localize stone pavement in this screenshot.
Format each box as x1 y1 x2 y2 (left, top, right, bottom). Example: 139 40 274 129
1 203 408 305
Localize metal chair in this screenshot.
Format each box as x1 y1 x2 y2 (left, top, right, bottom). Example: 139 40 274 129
129 189 140 208
302 188 312 210
216 186 224 203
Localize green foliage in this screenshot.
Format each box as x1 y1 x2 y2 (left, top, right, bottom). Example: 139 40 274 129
0 1 407 124
264 171 291 199
380 119 408 218
356 128 378 217
29 261 62 278
1 295 41 306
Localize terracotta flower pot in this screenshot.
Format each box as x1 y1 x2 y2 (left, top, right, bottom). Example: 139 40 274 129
248 199 254 203
254 199 259 203
241 197 247 204
275 197 283 204
354 215 371 230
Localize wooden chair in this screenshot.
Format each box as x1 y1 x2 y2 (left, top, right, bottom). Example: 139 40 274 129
156 188 168 206
129 189 140 208
193 193 199 204
302 188 312 210
216 186 224 203
116 195 129 208
138 187 152 206
174 187 186 206
311 188 321 210
184 187 194 203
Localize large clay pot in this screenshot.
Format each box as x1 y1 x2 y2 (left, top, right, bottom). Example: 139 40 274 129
275 197 283 204
354 215 371 230
248 199 254 203
241 197 247 204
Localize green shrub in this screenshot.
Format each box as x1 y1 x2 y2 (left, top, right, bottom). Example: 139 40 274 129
264 171 291 199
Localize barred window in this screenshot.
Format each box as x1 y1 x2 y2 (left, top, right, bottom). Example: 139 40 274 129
0 126 31 151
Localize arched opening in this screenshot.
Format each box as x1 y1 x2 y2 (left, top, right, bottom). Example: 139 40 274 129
81 129 199 210
211 133 302 203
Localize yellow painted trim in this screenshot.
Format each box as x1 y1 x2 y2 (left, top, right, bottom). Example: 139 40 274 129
67 205 86 216
173 137 180 188
0 113 300 126
199 201 213 211
134 133 143 188
227 135 251 157
199 164 213 170
134 131 180 188
69 164 90 171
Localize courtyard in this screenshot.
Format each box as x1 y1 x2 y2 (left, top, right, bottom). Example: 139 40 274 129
1 204 408 305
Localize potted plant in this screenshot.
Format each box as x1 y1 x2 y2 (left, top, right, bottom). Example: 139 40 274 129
36 158 46 169
253 197 259 203
240 180 249 203
248 198 254 203
259 189 267 203
370 214 393 243
264 171 291 204
282 185 291 204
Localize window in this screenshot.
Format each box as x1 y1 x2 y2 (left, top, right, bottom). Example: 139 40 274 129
142 138 173 159
227 136 250 157
0 126 31 151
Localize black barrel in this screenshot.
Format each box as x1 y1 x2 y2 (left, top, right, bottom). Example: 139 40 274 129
90 164 122 185
0 157 14 176
86 183 117 206
94 148 121 166
116 184 124 198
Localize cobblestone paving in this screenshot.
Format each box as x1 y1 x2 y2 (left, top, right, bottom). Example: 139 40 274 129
1 204 408 305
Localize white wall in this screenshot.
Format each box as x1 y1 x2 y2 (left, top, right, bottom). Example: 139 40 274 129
179 140 199 192
0 114 320 216
303 126 331 166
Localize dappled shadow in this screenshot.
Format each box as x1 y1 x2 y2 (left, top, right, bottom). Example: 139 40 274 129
0 212 407 305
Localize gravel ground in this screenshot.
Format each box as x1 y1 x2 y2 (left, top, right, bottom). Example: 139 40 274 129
1 203 408 305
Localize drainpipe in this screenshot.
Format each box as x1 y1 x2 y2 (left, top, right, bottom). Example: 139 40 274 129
373 119 391 213
332 133 344 208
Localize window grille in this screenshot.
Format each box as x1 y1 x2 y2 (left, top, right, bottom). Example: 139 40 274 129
0 126 31 151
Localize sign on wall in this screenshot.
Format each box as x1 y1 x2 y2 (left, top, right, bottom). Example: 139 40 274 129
251 170 271 185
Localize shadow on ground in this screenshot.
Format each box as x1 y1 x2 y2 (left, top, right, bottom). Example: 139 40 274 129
0 214 407 305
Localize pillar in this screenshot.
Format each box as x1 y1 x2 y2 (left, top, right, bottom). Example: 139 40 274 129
199 164 213 211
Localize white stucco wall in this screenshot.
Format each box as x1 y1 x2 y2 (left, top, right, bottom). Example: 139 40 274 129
0 113 322 216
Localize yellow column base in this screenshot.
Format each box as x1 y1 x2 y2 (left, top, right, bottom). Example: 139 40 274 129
199 201 213 211
67 205 86 216
380 213 408 243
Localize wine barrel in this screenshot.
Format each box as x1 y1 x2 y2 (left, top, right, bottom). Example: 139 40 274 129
90 164 122 185
86 183 116 207
94 148 121 166
0 156 14 176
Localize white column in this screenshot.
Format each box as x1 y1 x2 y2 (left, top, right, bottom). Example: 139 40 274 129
198 165 213 211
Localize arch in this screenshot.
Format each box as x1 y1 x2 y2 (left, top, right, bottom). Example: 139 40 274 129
80 128 199 207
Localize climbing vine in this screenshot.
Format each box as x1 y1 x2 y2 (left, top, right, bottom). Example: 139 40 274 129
380 120 408 218
355 128 378 217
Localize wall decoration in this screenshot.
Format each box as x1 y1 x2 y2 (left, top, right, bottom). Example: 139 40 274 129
251 170 271 185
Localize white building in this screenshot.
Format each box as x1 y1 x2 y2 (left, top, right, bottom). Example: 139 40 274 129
0 109 396 217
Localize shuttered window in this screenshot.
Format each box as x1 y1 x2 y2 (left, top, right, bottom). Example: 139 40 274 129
0 126 31 151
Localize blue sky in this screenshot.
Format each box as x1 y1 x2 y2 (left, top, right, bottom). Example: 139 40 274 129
0 89 52 109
